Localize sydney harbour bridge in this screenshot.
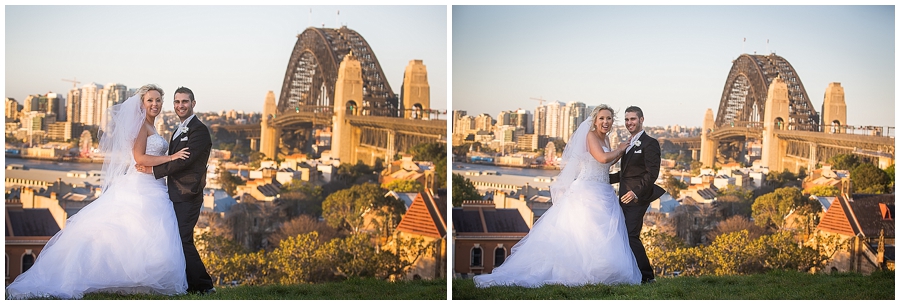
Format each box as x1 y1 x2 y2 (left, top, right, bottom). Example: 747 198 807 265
213 26 445 166
660 53 894 173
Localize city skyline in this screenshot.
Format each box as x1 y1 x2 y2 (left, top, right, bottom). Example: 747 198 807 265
453 5 895 127
5 5 448 114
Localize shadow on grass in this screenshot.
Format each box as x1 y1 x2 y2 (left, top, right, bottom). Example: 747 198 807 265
10 278 446 300
452 270 894 300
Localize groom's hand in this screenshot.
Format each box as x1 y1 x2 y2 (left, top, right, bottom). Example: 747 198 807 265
621 190 636 204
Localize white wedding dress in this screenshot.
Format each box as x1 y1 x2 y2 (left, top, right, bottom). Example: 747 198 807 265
7 134 188 299
474 145 641 287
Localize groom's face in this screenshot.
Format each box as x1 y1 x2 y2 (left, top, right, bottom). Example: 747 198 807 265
173 92 195 120
624 111 644 135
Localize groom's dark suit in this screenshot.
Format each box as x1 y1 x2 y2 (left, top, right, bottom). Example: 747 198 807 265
153 116 214 292
610 131 665 282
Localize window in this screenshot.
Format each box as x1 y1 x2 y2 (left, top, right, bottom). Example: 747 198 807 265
471 246 483 267
494 247 507 267
22 252 35 273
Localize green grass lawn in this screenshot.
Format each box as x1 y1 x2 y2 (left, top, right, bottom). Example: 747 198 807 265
73 278 445 300
452 270 894 300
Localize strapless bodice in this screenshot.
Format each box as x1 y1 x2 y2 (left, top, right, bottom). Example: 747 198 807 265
146 134 168 156
575 146 611 184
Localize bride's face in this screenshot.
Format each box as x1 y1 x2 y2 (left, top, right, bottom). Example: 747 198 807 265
594 109 613 134
142 90 162 119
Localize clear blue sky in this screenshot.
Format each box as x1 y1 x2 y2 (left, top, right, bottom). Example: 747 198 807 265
5 5 447 114
453 5 895 128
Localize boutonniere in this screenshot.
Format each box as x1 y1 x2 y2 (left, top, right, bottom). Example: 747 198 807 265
177 126 189 134
634 140 642 147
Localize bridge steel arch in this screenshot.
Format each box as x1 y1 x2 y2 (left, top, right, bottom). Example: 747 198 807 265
278 26 398 117
716 54 819 131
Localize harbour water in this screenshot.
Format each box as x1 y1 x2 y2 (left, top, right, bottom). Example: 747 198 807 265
453 162 559 178
4 157 103 172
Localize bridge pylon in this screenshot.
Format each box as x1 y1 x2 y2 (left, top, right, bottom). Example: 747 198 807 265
822 82 847 134
699 108 717 168
260 91 279 158
332 52 364 164
402 59 430 119
762 76 791 173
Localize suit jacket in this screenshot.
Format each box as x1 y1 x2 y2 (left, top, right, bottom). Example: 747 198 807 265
153 116 212 203
610 132 666 204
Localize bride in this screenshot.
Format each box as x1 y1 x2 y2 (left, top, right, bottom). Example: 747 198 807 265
474 105 642 287
7 84 190 299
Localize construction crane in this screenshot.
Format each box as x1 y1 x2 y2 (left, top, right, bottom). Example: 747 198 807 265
62 78 81 89
530 96 546 106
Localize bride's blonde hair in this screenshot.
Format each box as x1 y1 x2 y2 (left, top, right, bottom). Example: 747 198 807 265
588 104 615 132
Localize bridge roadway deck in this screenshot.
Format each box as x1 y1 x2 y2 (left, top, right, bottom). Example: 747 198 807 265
773 129 894 154
345 116 445 135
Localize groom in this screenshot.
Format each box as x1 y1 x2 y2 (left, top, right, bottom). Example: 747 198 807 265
609 106 665 284
138 87 215 294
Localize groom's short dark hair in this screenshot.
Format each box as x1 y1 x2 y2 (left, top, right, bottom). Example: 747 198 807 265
175 87 195 102
625 106 643 118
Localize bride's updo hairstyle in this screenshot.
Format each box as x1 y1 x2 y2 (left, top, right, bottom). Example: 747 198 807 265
135 84 165 102
589 104 615 132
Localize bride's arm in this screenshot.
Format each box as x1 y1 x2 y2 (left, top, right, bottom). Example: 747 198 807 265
607 138 626 164
587 132 626 163
133 126 189 166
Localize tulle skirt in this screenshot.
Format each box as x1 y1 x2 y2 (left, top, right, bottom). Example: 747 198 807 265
473 179 641 288
6 171 187 299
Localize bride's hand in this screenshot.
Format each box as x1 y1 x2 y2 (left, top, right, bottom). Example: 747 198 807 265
170 147 190 162
617 140 629 152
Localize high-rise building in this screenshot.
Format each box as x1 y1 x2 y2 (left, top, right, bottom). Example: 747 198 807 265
24 95 40 112
5 98 21 121
561 101 586 143
452 110 466 134
99 83 127 129
514 109 533 134
455 115 475 135
67 87 81 123
496 111 513 127
534 104 547 137
544 101 564 140
474 113 493 132
46 92 65 122
80 83 103 126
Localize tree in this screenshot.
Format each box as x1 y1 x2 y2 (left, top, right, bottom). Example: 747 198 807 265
715 185 755 218
277 181 325 218
690 161 704 176
336 161 379 184
382 179 425 193
409 142 445 163
850 162 890 194
551 139 567 153
805 185 840 197
827 153 861 170
433 157 447 189
218 166 245 196
765 169 796 188
885 164 895 193
706 215 767 243
663 176 688 199
751 187 815 231
452 173 482 207
268 215 341 249
321 183 403 235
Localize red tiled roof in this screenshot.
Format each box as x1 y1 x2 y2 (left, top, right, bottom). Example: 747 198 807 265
818 194 895 238
396 191 446 239
818 196 856 236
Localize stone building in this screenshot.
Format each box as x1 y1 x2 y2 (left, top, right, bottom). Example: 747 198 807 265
815 194 894 274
